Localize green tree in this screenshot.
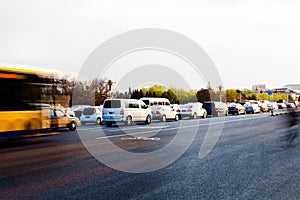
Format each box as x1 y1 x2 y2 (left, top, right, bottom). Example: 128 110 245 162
161 89 179 104
148 85 164 97
196 88 211 103
225 89 239 102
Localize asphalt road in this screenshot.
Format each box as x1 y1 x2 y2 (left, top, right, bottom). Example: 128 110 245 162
1 112 300 200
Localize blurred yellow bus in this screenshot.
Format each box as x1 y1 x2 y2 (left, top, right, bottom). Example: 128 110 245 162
0 64 78 139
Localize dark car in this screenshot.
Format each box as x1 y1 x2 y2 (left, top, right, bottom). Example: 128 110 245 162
228 103 246 115
203 101 228 117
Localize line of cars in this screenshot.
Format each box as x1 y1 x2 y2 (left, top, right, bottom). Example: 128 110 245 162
73 98 232 127
73 98 300 127
96 98 229 126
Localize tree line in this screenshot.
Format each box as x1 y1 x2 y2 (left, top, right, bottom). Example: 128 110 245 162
43 75 290 107
129 85 288 104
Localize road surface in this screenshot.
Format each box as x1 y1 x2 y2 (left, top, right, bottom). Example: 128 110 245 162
1 113 300 199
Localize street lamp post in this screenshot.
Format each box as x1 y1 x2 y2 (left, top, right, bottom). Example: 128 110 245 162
236 89 242 103
285 89 289 102
218 85 223 102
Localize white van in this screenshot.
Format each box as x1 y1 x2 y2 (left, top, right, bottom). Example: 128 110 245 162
140 97 170 107
102 99 152 126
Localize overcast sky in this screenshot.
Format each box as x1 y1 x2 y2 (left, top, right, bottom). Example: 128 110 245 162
1 0 300 91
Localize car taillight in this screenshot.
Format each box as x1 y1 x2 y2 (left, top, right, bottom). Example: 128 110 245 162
234 108 238 110
93 108 96 113
176 109 180 112
187 109 192 112
156 110 161 114
120 110 124 115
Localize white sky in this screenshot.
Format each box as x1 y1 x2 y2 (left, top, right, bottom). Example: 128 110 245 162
1 0 300 91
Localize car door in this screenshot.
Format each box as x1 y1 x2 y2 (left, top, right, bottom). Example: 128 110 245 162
139 100 149 121
164 106 172 119
128 100 141 121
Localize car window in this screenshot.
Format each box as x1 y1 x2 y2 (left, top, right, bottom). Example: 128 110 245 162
203 103 213 109
141 103 148 109
129 102 139 109
142 100 149 105
83 108 95 115
104 100 121 108
56 110 65 118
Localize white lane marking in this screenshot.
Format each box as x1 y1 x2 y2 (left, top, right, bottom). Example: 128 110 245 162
95 114 269 140
77 126 102 131
121 137 160 141
93 125 169 132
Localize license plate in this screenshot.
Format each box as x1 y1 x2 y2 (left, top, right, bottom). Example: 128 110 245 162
109 112 114 114
85 116 90 118
182 110 186 112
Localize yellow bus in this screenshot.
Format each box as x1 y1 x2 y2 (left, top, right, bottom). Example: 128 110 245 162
0 64 78 139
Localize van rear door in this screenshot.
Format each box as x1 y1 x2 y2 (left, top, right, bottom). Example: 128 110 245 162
103 100 122 121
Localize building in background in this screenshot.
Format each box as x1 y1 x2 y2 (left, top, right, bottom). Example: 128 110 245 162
252 84 267 93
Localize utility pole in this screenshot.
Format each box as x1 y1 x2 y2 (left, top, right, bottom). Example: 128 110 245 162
218 85 223 102
236 89 242 103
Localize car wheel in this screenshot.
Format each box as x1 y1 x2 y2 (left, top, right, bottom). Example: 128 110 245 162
174 114 179 121
178 114 182 120
145 115 151 124
161 115 167 122
69 121 76 131
96 118 101 125
106 122 112 127
191 113 197 119
125 116 133 126
202 112 207 119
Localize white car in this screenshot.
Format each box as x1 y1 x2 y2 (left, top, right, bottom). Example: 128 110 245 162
151 105 179 122
80 106 103 125
267 102 278 111
102 99 152 126
170 104 181 113
178 102 207 119
244 103 261 114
